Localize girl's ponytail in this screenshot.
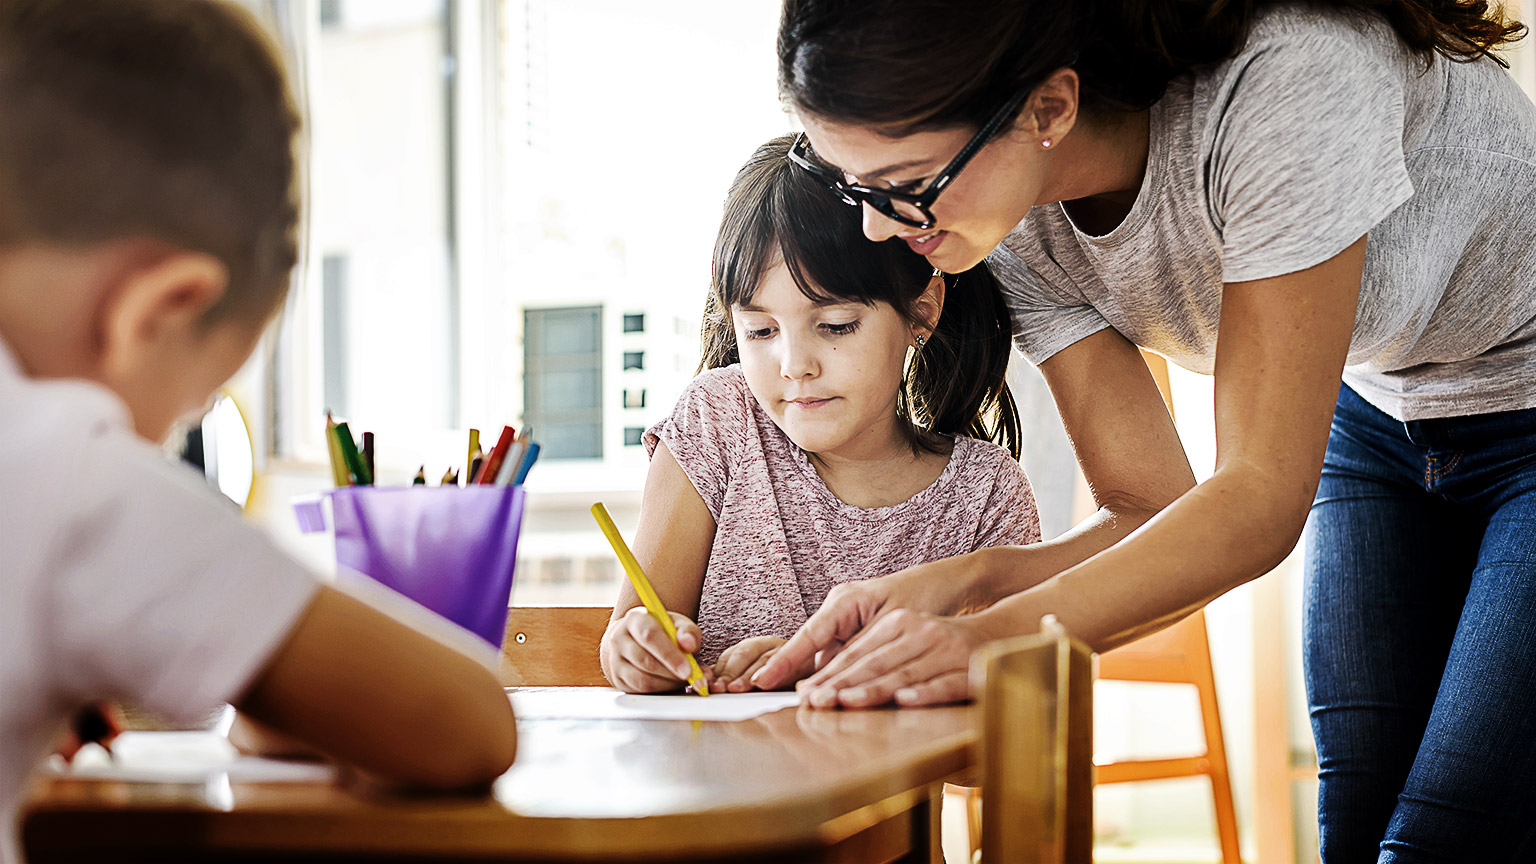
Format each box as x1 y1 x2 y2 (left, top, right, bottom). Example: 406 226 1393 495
905 264 1021 461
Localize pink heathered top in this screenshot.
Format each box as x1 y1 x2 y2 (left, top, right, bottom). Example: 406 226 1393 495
645 365 1041 665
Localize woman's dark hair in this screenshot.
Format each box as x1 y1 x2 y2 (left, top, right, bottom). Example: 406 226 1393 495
702 135 1021 460
779 0 1527 130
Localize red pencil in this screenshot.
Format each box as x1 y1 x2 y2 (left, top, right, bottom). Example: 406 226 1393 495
473 425 516 484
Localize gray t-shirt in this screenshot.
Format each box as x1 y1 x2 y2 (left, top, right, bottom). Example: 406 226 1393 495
991 4 1536 421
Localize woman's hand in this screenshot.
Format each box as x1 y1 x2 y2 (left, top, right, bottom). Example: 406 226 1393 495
712 636 807 692
797 609 998 709
750 553 984 692
601 606 709 694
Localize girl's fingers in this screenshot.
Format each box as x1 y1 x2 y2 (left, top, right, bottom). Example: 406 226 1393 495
735 650 780 691
625 609 693 679
616 639 680 682
619 666 689 694
670 613 703 655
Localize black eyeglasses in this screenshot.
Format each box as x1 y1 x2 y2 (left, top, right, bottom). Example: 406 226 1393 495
787 90 1031 231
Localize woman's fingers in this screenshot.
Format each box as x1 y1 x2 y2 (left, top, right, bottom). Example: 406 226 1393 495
893 671 971 707
800 607 924 689
801 612 980 709
753 582 887 690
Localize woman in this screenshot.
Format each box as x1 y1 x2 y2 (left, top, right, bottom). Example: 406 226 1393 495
748 1 1536 859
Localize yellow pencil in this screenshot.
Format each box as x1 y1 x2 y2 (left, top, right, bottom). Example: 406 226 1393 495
590 502 709 697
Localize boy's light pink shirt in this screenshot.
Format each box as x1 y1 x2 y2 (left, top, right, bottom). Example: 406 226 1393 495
0 337 317 864
646 365 1041 665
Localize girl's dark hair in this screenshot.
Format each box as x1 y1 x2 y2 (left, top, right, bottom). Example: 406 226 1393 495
702 135 1021 460
779 0 1527 129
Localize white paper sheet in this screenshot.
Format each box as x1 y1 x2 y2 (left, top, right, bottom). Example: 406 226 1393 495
46 731 335 784
510 687 801 722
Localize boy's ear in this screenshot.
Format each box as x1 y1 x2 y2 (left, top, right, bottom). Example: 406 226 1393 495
97 250 229 381
913 271 947 341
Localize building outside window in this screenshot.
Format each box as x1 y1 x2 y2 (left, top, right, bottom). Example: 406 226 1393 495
523 306 603 460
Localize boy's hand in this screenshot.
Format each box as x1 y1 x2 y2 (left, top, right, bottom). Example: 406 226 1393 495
227 711 326 760
56 702 121 762
713 636 810 692
601 606 708 694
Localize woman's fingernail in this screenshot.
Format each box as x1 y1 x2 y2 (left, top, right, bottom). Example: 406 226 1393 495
843 688 866 704
895 688 918 704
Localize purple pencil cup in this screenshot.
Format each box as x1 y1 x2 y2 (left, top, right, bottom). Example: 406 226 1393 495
294 485 526 648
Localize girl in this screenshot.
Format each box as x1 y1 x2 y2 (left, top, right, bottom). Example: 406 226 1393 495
752 0 1536 860
599 135 1039 694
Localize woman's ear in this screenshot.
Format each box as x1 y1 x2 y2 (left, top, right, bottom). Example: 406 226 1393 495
1022 67 1079 147
97 250 229 384
913 271 947 343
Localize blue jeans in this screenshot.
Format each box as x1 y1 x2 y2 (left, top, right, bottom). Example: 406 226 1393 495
1304 384 1536 863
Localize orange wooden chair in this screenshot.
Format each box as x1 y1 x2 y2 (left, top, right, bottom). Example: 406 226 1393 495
499 605 611 686
1095 609 1242 864
953 611 1242 864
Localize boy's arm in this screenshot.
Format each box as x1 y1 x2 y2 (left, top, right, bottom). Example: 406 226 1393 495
231 585 517 791
601 440 717 690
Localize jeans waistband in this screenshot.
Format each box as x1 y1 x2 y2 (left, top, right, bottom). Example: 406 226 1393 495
1338 384 1536 449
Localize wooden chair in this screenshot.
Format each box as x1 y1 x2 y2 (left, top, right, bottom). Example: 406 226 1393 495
954 610 1241 863
971 617 1094 864
1096 608 1241 864
499 605 611 686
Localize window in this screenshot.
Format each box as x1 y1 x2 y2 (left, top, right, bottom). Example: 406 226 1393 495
524 306 603 459
261 0 790 601
321 254 349 417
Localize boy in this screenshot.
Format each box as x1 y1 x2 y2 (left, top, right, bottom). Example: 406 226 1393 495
0 2 517 861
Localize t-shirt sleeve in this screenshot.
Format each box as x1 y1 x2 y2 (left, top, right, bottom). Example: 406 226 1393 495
46 432 318 726
988 238 1113 365
1209 30 1414 283
643 367 751 521
972 450 1042 549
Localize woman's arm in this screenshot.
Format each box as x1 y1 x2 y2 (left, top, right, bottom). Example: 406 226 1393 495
599 440 718 692
752 321 1196 688
770 237 1366 706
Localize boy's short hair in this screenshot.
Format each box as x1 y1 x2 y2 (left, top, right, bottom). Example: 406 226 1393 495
0 0 300 325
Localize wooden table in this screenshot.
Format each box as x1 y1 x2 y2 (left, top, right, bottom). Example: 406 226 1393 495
23 692 976 863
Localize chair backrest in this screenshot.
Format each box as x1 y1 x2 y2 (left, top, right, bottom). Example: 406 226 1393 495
1096 608 1211 685
500 606 612 686
971 618 1094 864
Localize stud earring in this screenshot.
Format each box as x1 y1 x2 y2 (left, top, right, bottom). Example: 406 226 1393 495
1041 138 1053 149
914 334 927 348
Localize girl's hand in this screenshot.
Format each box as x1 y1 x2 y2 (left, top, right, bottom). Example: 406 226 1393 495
713 636 809 692
601 606 708 694
797 610 996 709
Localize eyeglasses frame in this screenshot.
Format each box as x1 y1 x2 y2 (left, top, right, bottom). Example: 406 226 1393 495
787 89 1032 231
